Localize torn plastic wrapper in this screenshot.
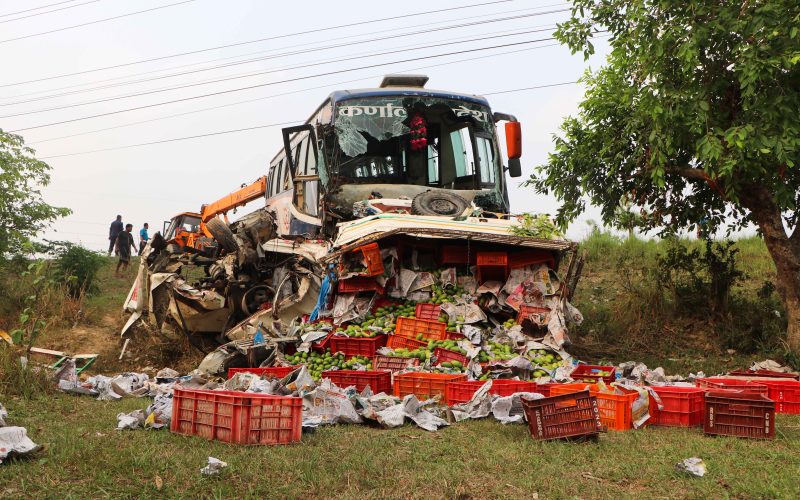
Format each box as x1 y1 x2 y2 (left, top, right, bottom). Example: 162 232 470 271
618 383 651 429
449 381 493 422
441 301 486 325
332 293 373 325
492 392 543 424
201 457 228 476
750 359 796 374
0 426 41 464
146 392 174 429
301 380 362 427
117 409 147 430
374 394 449 432
676 457 707 477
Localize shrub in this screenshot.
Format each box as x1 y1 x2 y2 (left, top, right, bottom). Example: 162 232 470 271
47 241 105 297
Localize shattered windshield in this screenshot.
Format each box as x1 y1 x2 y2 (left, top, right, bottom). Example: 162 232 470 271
331 97 498 190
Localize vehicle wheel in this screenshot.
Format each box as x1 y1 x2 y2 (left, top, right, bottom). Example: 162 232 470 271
206 217 239 252
241 285 275 316
411 190 470 216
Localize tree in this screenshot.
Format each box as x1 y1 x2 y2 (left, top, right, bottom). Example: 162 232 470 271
529 0 800 353
0 129 70 260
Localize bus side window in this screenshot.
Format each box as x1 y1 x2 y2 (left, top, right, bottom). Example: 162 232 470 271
282 156 292 191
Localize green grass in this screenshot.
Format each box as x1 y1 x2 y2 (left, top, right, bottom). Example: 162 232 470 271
82 256 140 324
0 394 798 499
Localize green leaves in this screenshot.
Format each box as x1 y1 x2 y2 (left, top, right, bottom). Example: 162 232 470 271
0 130 71 261
532 0 800 237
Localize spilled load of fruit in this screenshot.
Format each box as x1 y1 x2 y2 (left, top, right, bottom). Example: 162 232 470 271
272 236 585 385
181 233 795 443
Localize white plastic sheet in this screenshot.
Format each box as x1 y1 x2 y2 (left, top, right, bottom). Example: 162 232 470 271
0 426 40 463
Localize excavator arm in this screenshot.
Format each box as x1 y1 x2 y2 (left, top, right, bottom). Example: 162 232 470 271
199 176 267 236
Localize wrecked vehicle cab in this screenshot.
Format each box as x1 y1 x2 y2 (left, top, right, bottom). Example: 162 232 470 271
123 75 583 374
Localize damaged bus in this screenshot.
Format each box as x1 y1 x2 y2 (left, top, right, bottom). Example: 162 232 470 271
123 75 582 372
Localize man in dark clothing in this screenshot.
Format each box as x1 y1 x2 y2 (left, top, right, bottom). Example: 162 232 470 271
115 224 137 277
108 215 123 256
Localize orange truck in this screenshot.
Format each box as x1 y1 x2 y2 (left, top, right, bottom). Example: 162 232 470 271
162 176 267 254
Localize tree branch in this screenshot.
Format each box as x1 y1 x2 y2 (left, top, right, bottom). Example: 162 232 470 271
665 166 710 181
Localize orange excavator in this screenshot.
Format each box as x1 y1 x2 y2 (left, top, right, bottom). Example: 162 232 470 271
162 176 267 254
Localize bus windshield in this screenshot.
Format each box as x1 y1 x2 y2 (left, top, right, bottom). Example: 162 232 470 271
331 96 498 190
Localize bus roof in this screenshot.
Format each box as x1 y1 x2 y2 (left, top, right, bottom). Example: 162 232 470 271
328 87 490 107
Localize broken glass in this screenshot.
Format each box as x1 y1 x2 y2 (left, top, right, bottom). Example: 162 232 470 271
333 97 492 157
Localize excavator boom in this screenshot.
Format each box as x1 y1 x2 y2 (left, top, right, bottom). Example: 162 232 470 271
201 176 267 223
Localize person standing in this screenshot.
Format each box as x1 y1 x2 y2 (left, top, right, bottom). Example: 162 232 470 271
138 222 149 255
115 224 137 277
108 215 123 256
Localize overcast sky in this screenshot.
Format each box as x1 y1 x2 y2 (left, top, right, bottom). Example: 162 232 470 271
2 0 614 251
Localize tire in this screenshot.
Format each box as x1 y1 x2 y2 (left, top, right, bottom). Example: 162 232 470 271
206 217 239 252
241 285 274 315
411 190 470 216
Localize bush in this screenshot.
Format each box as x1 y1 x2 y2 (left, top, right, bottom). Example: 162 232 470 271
47 241 105 297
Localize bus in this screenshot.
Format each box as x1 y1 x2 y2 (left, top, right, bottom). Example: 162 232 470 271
264 74 523 239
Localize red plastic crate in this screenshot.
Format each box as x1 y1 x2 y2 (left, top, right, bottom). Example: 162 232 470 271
704 391 775 439
570 364 616 384
550 383 639 431
446 331 466 341
752 379 800 414
329 334 387 358
696 377 769 395
338 277 385 294
352 242 385 277
373 355 420 373
312 332 335 353
516 305 550 326
433 347 467 366
535 383 586 397
476 251 508 284
322 369 392 394
415 303 442 321
439 245 474 265
394 317 448 341
648 386 705 427
447 379 539 405
522 391 603 441
170 388 302 445
728 370 799 380
393 372 467 404
227 366 297 380
508 249 556 270
387 334 428 351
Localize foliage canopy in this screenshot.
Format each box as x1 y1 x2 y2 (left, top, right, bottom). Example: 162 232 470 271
0 130 71 260
530 0 800 234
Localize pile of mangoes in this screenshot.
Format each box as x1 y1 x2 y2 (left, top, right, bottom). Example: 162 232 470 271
430 283 467 305
386 347 429 361
360 302 417 332
525 349 562 377
299 320 333 333
283 350 372 379
426 338 466 354
477 342 516 362
334 324 379 338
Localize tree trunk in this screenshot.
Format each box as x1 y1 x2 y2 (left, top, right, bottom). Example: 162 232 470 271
741 187 800 355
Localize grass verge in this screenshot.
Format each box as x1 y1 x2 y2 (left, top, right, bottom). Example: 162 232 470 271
0 394 798 499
